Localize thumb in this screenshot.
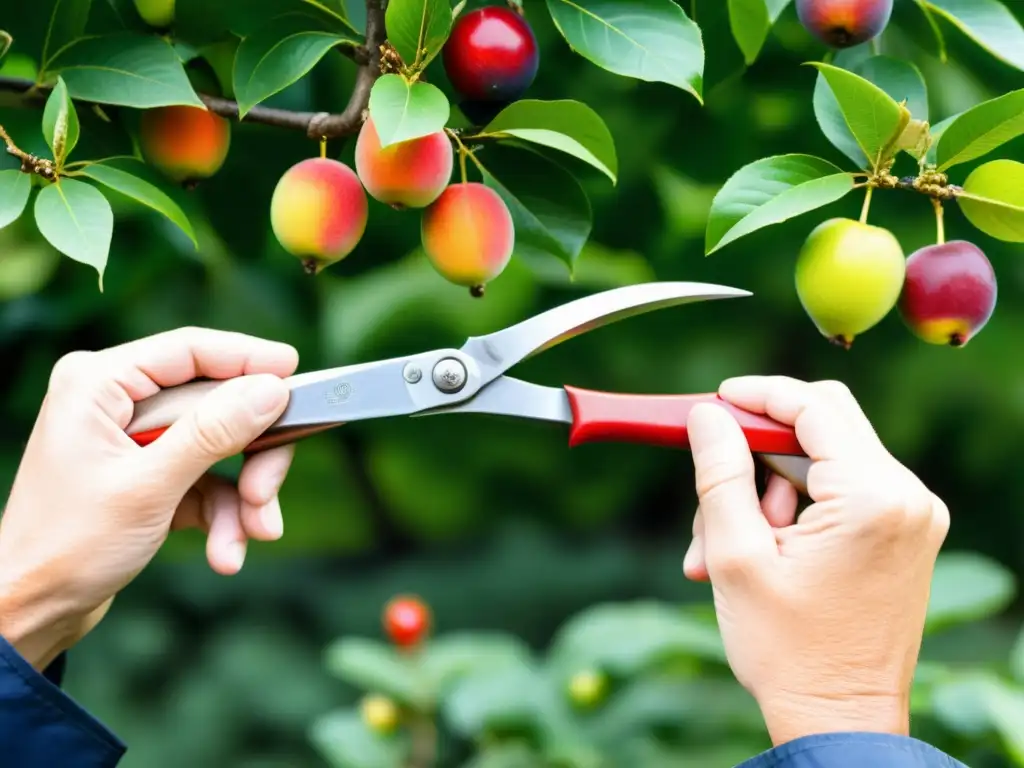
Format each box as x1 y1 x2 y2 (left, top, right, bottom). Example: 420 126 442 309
144 374 290 491
688 403 777 580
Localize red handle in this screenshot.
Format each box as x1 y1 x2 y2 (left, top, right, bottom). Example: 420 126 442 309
564 387 805 456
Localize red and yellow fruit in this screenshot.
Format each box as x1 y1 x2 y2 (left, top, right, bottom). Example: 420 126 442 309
383 595 432 649
421 183 514 295
133 0 175 28
898 241 997 347
360 694 400 734
139 105 231 185
270 158 368 274
443 6 539 103
795 0 893 48
354 117 453 209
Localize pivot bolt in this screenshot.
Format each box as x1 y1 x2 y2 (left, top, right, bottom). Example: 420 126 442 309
431 358 467 393
403 364 422 384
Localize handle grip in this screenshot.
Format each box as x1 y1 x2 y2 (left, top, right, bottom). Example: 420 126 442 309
563 386 805 455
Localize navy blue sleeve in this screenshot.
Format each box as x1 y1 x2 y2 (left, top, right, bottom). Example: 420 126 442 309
0 637 125 766
737 733 968 767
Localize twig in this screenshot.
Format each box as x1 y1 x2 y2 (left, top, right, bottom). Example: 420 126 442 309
0 123 55 179
0 0 387 141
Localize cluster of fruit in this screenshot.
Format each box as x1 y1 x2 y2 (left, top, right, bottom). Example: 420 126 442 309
129 2 541 297
796 217 998 349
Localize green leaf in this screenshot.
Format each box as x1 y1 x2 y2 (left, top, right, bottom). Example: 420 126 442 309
48 33 204 108
477 99 618 184
233 14 358 117
40 0 92 72
0 170 31 230
421 633 534 695
727 0 770 65
441 662 544 739
957 159 1024 243
933 89 1024 171
476 143 593 273
914 0 1024 72
545 0 705 103
705 154 856 254
76 161 197 246
385 0 453 70
925 551 1017 633
309 709 406 768
41 76 80 167
33 178 113 289
547 601 727 679
324 637 429 707
808 62 910 171
813 56 928 168
367 74 450 147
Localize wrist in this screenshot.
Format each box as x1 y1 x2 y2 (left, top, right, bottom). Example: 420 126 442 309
757 690 910 746
0 568 82 671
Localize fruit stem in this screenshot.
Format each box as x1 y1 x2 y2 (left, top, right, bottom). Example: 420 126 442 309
859 185 874 224
933 198 945 244
448 129 470 183
319 136 327 158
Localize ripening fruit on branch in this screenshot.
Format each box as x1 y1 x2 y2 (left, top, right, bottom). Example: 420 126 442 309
795 0 893 48
383 595 432 649
898 241 997 348
795 218 906 349
567 669 608 710
354 118 453 209
132 0 175 29
139 106 231 186
360 694 400 734
270 158 368 275
421 183 515 296
443 6 539 103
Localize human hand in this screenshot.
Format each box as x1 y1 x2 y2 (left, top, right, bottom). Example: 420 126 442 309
683 376 950 746
0 328 299 670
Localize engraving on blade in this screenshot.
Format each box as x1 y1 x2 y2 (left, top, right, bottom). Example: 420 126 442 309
415 377 573 424
459 282 751 385
273 357 420 429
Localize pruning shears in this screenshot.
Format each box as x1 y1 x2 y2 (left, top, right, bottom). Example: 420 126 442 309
125 282 813 493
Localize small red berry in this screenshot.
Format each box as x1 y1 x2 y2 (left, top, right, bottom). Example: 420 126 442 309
383 595 432 648
442 6 539 103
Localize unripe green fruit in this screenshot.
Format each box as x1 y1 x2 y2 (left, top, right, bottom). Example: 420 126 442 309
360 694 399 734
132 0 175 28
795 218 906 349
567 669 608 709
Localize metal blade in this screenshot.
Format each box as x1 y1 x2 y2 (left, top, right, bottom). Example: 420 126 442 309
417 376 573 423
458 282 750 386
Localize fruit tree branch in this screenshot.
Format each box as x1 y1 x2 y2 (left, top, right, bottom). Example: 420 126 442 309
0 0 386 142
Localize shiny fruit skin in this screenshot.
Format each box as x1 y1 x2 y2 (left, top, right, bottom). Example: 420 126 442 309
898 241 997 347
795 0 893 48
360 694 400 734
568 670 608 709
139 106 230 184
270 158 368 274
354 117 453 209
443 7 539 103
132 0 175 28
421 183 514 288
383 596 432 648
795 218 906 348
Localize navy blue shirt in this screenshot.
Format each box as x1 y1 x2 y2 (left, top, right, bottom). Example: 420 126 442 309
0 636 965 767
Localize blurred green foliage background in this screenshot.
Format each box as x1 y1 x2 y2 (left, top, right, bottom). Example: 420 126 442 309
3 0 1024 765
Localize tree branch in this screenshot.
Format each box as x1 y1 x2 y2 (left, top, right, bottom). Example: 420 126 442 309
0 0 387 142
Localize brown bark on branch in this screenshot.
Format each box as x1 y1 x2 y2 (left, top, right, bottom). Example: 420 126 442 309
0 0 386 141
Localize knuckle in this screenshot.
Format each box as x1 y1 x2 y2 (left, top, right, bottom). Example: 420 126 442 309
48 350 95 390
813 379 853 401
189 413 238 458
695 455 750 502
705 546 761 581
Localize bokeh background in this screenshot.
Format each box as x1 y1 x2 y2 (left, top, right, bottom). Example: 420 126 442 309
3 0 1024 765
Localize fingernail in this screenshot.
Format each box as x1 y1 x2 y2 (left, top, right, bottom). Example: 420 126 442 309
244 375 287 417
260 498 284 539
226 540 246 571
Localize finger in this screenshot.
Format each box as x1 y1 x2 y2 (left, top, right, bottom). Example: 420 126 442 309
237 445 294 541
203 482 247 575
688 403 777 580
101 327 299 422
718 376 872 462
170 474 228 532
760 472 799 528
142 374 290 494
683 505 709 582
